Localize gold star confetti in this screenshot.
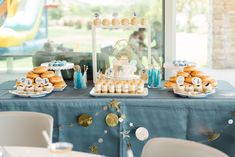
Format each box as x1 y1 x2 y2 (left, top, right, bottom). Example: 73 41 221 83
208 132 221 142
89 145 98 154
105 113 119 127
232 111 235 116
110 99 120 113
78 114 93 127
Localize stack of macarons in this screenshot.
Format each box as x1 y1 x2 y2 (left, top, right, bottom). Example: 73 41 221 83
164 65 217 93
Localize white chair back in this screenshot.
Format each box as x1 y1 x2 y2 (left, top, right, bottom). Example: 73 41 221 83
0 111 53 147
141 138 229 157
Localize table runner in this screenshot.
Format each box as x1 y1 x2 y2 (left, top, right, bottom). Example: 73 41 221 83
0 81 235 157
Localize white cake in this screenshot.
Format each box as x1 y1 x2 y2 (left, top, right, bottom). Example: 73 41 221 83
112 56 137 80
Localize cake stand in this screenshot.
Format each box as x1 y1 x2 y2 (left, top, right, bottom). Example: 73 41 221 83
41 62 74 78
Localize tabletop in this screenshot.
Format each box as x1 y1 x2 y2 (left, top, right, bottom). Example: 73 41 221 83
1 146 103 157
0 80 235 100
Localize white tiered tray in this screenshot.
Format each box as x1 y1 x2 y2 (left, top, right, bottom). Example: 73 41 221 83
90 88 148 97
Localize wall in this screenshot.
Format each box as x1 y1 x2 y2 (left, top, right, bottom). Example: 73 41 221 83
212 0 235 68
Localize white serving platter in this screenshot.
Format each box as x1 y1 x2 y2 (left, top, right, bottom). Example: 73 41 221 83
173 89 216 98
9 89 53 98
90 88 148 97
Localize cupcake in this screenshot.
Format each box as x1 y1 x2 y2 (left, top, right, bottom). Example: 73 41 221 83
115 82 122 94
101 83 108 93
35 84 43 93
194 84 203 92
203 82 213 93
44 83 53 92
129 83 136 94
108 83 115 93
122 82 129 94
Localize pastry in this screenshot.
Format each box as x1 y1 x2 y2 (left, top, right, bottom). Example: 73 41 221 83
203 82 213 93
122 83 129 93
185 84 194 92
191 71 205 77
129 83 136 94
102 19 111 26
115 83 122 94
112 18 120 25
164 81 176 88
35 84 43 92
108 83 115 93
175 84 185 93
95 82 102 93
169 76 177 83
121 18 129 25
16 84 26 91
177 71 190 78
194 84 203 92
43 83 53 92
33 66 47 74
27 71 39 80
25 85 35 92
41 71 55 78
50 76 63 84
200 76 211 83
185 77 193 84
53 81 66 88
101 83 108 93
93 18 101 26
210 79 218 88
131 17 138 25
183 65 197 73
137 82 144 94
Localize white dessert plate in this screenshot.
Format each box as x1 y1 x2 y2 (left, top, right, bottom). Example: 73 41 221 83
9 89 53 98
90 88 148 97
173 89 216 98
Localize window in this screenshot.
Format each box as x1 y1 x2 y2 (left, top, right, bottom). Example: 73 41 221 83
0 0 164 80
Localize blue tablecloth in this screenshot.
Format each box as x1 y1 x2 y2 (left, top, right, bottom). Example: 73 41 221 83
0 81 235 157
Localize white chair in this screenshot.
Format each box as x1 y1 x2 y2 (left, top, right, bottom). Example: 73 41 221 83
141 138 229 157
0 111 53 147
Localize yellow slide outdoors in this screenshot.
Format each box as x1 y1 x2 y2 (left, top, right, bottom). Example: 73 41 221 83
0 0 44 47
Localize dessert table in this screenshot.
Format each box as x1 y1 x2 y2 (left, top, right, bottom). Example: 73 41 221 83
2 146 102 157
0 81 235 157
